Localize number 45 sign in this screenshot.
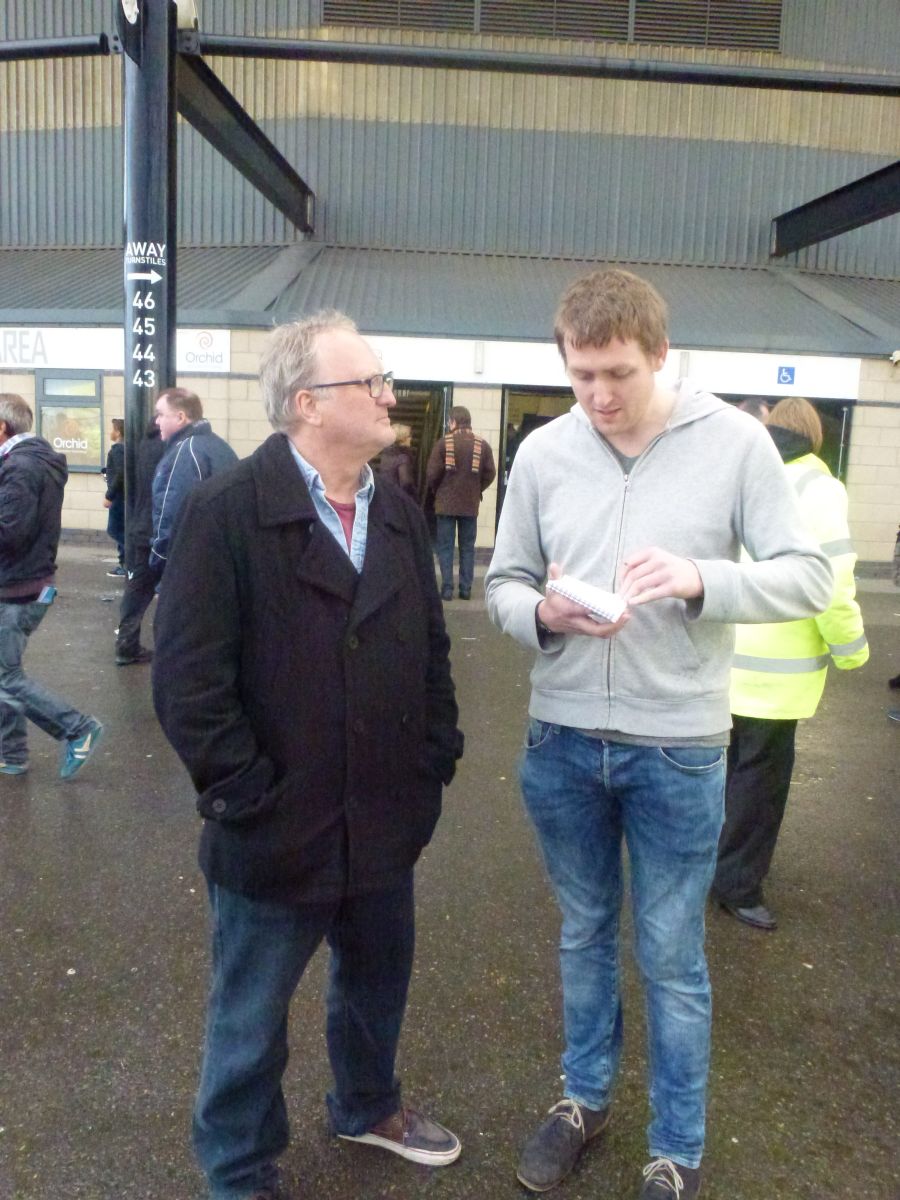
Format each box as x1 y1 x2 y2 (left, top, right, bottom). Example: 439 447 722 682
128 272 161 389
131 288 157 388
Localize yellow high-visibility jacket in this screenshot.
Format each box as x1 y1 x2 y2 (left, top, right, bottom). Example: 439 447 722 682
731 452 868 720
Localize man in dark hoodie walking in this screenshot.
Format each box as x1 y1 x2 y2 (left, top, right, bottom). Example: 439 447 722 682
0 394 103 778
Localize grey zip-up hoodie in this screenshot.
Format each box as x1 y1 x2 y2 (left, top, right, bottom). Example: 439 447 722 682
485 381 833 739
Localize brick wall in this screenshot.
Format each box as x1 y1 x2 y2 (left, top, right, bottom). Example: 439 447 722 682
847 359 900 566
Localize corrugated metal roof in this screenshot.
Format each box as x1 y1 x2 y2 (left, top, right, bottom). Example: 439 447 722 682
0 246 286 315
808 274 900 335
0 245 896 357
269 248 899 354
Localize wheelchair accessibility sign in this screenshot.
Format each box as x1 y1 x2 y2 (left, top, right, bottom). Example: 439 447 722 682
777 365 795 385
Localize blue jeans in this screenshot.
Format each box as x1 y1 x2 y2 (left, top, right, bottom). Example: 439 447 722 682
435 514 477 596
519 721 725 1169
0 600 91 766
194 875 415 1200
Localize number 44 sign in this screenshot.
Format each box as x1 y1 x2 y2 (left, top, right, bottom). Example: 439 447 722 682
131 289 157 387
127 264 162 389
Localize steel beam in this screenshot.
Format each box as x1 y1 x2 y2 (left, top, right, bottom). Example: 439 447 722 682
176 52 315 234
771 161 900 257
0 34 109 62
194 34 900 97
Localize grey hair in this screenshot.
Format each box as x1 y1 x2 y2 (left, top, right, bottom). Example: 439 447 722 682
0 393 34 436
259 310 358 431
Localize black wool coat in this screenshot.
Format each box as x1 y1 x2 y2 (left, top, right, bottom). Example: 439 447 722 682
152 432 464 905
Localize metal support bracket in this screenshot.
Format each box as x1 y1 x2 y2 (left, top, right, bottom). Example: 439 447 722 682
771 161 900 257
175 50 315 234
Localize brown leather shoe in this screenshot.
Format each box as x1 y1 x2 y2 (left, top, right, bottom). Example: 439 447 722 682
338 1106 461 1166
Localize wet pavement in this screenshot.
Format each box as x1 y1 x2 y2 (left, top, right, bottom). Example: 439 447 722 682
1 546 897 1200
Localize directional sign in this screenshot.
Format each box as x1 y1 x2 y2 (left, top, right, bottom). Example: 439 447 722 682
127 269 162 283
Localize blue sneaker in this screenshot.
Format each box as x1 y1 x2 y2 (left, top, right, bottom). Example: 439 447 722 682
60 720 104 780
0 761 29 776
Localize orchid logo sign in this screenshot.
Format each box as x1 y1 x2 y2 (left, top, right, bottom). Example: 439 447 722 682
178 329 230 371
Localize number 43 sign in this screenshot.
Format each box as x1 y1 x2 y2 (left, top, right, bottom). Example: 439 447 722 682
127 268 162 389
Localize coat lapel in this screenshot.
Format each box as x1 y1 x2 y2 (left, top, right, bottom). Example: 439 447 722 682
251 433 358 605
350 487 408 629
249 436 412 615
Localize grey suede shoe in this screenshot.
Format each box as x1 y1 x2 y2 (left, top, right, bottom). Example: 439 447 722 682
516 1098 610 1192
639 1157 701 1198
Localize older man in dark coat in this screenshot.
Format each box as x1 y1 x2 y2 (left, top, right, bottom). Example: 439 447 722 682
152 311 464 1200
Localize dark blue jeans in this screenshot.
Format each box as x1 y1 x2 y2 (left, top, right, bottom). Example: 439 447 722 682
435 514 477 596
519 721 725 1169
194 875 415 1200
0 600 91 766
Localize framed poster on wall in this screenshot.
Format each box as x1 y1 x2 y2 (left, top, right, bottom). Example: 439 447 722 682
35 371 104 472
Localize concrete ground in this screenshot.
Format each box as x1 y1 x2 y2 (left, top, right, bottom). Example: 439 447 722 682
0 547 897 1200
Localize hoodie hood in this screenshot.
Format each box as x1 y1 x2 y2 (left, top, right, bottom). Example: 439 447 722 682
570 378 727 440
667 379 730 428
5 435 68 486
767 424 813 463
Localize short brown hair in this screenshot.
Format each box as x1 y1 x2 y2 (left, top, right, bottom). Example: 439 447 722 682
768 396 823 453
111 418 125 438
554 268 669 360
450 406 471 428
158 387 203 424
0 393 33 436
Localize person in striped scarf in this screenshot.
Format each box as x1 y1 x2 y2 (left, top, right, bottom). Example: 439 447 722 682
426 406 496 600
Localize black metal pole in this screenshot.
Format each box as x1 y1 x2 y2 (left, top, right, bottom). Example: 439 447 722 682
121 0 178 561
0 34 109 62
193 34 900 98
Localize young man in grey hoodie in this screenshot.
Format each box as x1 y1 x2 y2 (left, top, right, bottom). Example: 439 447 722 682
485 269 833 1200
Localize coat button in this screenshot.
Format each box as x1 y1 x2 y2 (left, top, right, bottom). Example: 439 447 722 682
347 634 359 650
353 717 366 734
211 798 227 815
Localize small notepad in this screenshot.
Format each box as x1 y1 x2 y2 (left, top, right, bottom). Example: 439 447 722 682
547 575 627 623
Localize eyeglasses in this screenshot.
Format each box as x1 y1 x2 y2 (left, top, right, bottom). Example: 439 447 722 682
307 371 394 399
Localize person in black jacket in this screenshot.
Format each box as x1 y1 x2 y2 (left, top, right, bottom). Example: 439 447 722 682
102 418 126 575
0 394 103 779
375 421 417 497
149 388 237 581
152 312 464 1200
114 420 166 665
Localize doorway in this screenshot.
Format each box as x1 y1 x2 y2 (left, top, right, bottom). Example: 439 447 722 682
373 380 451 502
498 385 572 519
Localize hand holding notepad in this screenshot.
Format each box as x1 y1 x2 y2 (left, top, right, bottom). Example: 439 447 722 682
546 575 628 623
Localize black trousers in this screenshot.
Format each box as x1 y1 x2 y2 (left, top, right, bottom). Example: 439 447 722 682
116 561 157 657
712 713 798 907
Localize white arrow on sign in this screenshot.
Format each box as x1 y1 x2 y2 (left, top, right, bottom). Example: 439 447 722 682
127 269 162 283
